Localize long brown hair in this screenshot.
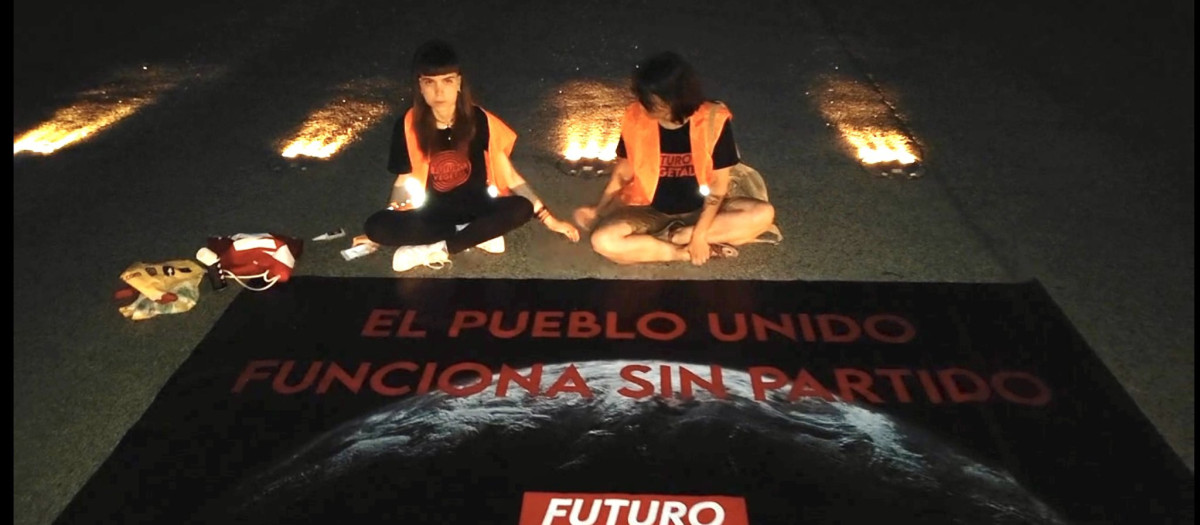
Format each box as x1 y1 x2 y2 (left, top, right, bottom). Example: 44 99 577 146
410 39 477 156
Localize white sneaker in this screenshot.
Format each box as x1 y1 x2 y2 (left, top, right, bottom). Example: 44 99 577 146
474 235 505 254
392 241 450 272
455 222 505 254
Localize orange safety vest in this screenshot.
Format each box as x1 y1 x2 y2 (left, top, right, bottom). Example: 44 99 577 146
619 100 732 205
402 107 518 195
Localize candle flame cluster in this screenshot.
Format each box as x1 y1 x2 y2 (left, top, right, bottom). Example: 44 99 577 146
553 80 625 161
280 77 396 159
814 75 920 166
13 65 202 155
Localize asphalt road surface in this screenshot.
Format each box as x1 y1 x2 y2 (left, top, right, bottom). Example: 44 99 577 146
13 1 1193 524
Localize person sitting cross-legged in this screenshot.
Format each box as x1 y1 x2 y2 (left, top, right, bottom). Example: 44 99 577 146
574 51 775 266
358 39 578 272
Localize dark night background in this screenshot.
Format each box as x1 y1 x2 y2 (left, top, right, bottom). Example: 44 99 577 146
13 1 1192 524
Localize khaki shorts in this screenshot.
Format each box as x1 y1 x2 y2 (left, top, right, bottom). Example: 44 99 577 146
593 164 785 244
594 203 738 239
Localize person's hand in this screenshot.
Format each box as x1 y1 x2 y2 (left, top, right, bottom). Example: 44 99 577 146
573 206 598 231
544 215 581 243
688 235 710 266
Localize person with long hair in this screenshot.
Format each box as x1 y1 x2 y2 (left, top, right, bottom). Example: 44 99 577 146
573 51 775 266
358 39 578 272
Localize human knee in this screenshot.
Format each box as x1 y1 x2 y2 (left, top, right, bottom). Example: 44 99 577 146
755 201 776 227
492 197 533 226
509 197 534 222
362 211 392 243
589 226 623 258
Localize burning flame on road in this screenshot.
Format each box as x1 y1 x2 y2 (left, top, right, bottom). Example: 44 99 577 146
13 99 148 155
839 126 918 165
563 134 616 162
281 78 394 159
553 80 624 161
13 65 197 155
815 75 920 166
280 101 389 159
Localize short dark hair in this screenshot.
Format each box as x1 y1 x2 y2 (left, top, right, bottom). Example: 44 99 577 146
411 39 461 78
409 39 476 155
631 51 705 123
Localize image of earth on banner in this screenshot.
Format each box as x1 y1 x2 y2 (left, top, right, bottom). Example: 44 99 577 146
198 361 1068 525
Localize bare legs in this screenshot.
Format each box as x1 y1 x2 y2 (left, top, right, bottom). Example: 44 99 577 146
590 198 775 265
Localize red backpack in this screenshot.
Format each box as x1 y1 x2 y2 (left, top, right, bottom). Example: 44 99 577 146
202 233 304 291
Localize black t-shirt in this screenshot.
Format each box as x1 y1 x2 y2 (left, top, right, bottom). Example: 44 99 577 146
387 105 492 209
616 119 739 214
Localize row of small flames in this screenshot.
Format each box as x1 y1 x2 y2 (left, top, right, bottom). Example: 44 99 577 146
16 92 918 166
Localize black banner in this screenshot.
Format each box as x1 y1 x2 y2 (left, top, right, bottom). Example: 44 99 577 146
54 278 1194 524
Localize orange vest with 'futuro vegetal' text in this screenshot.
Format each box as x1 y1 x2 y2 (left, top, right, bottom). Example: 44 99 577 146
619 100 732 205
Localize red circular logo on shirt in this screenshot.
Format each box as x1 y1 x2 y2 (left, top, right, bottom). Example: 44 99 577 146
429 150 472 192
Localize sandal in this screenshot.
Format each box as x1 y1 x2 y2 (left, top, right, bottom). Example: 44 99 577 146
709 243 739 259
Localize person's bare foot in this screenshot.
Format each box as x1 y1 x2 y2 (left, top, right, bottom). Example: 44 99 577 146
573 207 598 231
